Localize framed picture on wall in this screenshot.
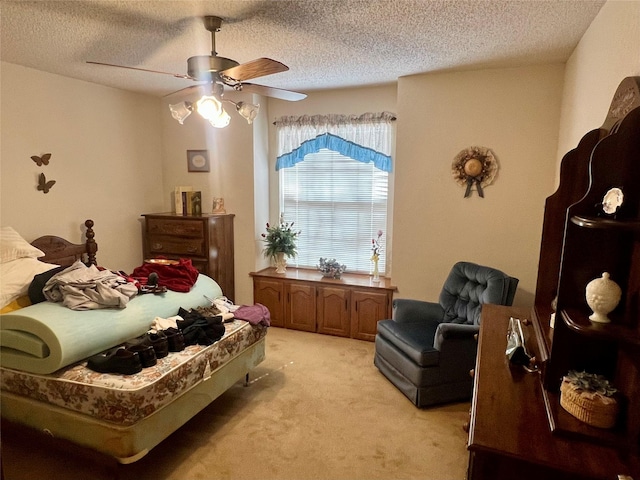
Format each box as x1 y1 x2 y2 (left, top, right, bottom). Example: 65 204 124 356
187 150 210 172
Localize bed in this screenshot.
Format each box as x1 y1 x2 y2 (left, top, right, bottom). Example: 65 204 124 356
0 220 267 463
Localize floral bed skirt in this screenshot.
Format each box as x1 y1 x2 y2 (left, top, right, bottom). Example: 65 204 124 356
1 320 267 426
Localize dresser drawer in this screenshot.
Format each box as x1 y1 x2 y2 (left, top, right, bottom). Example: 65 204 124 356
147 235 204 256
146 218 204 237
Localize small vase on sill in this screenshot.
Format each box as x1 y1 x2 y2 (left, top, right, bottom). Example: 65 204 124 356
372 257 380 283
274 252 287 274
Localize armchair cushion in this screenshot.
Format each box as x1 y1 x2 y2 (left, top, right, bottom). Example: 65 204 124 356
377 319 440 367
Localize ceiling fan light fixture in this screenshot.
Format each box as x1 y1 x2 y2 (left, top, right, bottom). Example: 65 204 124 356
209 109 231 129
236 101 260 124
169 101 193 124
196 95 223 122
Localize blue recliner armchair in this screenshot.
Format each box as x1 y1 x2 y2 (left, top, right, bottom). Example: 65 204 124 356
374 261 518 407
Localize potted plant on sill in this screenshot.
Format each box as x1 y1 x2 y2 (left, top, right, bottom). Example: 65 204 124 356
261 215 300 273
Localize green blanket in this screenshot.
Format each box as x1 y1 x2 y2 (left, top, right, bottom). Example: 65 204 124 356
0 275 222 374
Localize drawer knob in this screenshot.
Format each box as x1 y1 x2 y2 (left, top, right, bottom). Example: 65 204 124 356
187 246 198 253
152 243 164 250
469 369 475 378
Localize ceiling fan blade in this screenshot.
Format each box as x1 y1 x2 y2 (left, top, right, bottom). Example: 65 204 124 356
86 61 193 80
240 83 307 102
163 84 205 98
221 58 289 82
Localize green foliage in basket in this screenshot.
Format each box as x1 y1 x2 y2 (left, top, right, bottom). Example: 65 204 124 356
261 216 300 259
564 370 617 397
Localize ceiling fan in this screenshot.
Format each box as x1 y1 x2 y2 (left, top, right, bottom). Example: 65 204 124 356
87 15 306 103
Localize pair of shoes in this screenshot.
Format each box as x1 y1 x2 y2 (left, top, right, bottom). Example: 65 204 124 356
87 347 142 375
127 344 157 368
147 331 169 358
164 327 185 352
126 331 169 359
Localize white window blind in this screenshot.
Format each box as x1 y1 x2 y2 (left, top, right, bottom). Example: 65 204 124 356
280 148 388 274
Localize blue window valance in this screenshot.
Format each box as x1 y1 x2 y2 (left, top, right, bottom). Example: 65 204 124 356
274 111 395 173
276 133 392 172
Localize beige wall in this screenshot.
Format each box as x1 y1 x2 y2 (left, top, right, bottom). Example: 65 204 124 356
557 0 640 168
393 65 565 306
0 62 163 272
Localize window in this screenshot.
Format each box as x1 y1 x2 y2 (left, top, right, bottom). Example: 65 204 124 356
275 113 394 274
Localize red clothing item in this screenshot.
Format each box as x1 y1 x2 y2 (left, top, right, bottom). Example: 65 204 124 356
131 258 199 292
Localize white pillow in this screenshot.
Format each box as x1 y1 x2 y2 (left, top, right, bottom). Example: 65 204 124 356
0 257 59 308
1 226 45 264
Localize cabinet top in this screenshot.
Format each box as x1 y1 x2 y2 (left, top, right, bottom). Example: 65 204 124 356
251 267 397 291
142 212 235 218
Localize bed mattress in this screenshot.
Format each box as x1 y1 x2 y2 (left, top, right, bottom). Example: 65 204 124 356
1 319 266 426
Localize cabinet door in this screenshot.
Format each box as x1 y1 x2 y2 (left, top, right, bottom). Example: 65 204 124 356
351 290 390 341
285 282 316 332
253 278 285 327
317 287 350 337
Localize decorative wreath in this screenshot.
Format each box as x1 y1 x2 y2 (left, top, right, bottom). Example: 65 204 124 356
451 146 498 198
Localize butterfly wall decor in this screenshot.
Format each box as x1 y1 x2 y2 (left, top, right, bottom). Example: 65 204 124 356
31 153 52 166
37 173 56 194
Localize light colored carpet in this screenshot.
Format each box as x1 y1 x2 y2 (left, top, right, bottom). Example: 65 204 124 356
2 327 470 480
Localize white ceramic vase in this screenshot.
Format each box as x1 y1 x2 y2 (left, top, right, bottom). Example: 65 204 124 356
274 252 287 274
585 272 622 324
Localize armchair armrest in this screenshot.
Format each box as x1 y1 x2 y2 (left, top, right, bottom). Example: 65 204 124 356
434 323 479 350
392 299 444 325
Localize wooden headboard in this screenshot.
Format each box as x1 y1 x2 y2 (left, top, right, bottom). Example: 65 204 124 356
31 219 98 267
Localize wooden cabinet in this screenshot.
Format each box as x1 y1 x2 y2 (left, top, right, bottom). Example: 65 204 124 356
142 213 235 300
252 278 284 327
251 268 396 341
350 290 390 341
285 282 316 332
317 286 350 337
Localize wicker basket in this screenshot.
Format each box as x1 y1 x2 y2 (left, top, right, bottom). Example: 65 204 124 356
560 379 619 429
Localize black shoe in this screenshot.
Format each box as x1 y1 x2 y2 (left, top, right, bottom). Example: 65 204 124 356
87 347 142 375
164 327 185 352
147 331 169 358
127 344 157 368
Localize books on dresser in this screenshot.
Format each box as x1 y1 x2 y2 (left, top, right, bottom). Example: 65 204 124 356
173 187 201 216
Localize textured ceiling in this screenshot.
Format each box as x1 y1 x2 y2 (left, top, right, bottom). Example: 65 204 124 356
1 0 605 99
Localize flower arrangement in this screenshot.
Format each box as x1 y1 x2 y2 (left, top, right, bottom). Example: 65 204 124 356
563 370 617 397
317 258 347 279
261 215 301 259
371 230 383 261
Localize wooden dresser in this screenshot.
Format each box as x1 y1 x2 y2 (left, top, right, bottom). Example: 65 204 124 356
250 268 397 341
142 213 235 300
468 304 639 480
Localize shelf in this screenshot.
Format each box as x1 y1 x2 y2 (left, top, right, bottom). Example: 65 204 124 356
571 215 640 231
541 387 638 453
561 309 640 346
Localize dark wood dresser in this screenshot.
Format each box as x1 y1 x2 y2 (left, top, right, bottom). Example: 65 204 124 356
468 305 639 480
141 213 235 300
